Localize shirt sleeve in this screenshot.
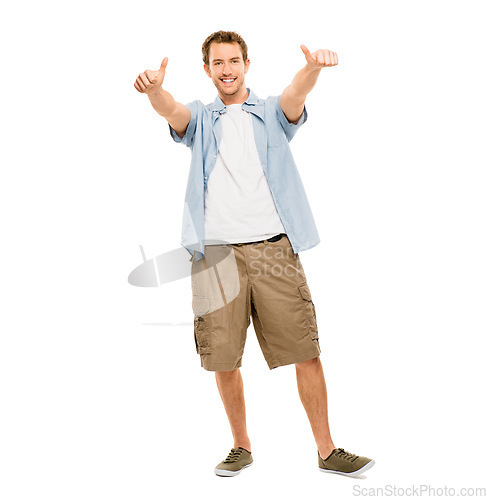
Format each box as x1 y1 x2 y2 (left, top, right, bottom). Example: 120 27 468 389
275 94 308 142
168 100 201 148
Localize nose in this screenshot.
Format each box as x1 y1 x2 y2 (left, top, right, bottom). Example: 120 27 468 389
222 63 232 75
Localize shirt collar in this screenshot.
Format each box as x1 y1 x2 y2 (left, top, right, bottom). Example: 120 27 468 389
210 87 260 112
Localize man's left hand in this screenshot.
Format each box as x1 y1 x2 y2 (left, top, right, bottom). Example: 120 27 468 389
300 45 338 69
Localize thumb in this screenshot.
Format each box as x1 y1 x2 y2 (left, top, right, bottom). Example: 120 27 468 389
160 57 168 70
300 44 311 57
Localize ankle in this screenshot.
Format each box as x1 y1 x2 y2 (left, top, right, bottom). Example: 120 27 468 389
318 443 335 460
234 441 251 453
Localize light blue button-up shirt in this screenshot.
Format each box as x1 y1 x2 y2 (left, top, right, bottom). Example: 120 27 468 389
169 87 320 262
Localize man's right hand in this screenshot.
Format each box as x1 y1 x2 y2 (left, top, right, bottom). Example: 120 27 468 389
134 57 191 138
134 57 168 94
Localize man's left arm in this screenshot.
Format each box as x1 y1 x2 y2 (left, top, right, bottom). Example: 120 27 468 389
280 45 338 124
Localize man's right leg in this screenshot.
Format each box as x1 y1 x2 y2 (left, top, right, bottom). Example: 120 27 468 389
215 368 252 452
192 244 253 474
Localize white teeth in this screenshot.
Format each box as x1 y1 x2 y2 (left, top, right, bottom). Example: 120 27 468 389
222 78 235 82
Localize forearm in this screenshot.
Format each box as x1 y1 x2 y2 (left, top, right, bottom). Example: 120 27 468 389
147 86 178 118
286 64 322 103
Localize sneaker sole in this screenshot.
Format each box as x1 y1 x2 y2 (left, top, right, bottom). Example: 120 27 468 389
214 461 253 477
319 459 375 477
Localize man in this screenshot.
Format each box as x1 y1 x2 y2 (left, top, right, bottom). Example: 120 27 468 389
134 30 374 477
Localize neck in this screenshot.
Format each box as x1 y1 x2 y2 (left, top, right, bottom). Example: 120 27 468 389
219 86 249 106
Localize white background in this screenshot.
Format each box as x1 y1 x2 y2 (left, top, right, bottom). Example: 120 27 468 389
1 0 486 498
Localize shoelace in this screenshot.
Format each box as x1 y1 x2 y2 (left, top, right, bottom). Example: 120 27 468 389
335 448 358 462
223 448 244 464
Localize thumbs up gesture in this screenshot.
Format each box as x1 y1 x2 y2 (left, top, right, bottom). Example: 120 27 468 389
300 45 338 69
134 57 169 94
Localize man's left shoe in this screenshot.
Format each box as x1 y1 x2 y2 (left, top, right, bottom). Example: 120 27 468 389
318 448 375 476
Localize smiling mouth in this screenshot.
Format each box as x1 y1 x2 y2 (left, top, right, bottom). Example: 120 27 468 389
220 78 236 85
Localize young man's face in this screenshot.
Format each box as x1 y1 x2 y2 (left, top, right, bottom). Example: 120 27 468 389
204 42 250 100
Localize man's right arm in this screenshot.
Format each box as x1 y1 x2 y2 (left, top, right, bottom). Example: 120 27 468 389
134 57 190 139
146 87 191 139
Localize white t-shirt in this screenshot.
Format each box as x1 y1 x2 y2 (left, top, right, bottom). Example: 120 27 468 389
204 103 286 245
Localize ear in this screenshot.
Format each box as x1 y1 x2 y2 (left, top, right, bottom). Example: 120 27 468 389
244 58 250 74
203 63 211 78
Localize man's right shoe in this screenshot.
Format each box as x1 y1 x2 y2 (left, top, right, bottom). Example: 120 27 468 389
214 447 253 477
318 448 375 476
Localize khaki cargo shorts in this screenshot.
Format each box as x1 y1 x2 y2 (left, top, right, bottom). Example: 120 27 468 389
190 234 320 371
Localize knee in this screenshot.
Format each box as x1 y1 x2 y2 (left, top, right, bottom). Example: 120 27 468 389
295 356 320 369
215 367 240 379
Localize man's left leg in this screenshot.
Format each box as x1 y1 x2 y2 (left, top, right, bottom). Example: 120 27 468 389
295 355 375 476
295 355 335 459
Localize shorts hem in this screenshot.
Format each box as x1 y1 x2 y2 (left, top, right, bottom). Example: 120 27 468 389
267 345 321 370
201 359 243 372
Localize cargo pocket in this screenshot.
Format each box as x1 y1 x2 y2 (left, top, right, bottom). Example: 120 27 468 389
194 316 212 355
298 283 319 345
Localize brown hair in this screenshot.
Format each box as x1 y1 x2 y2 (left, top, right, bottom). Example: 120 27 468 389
202 30 248 66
